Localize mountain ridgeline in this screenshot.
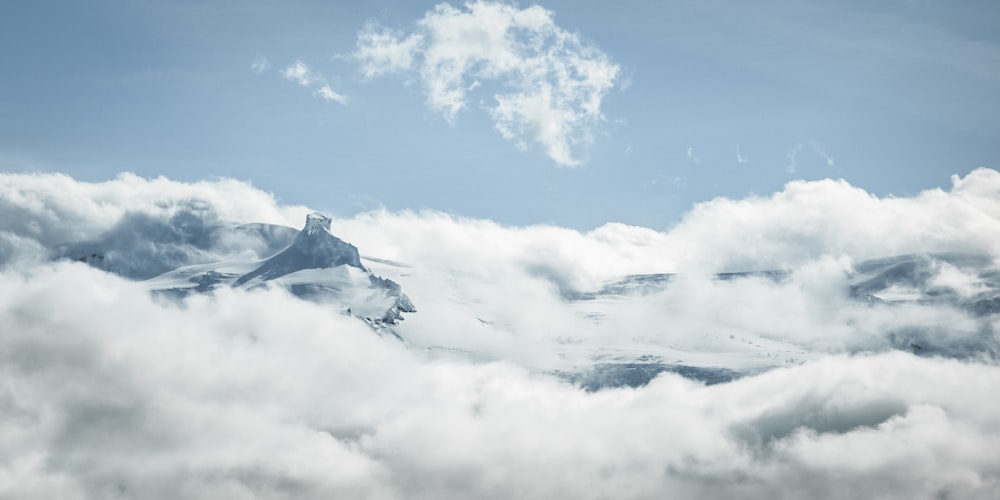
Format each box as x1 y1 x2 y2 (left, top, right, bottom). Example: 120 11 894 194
53 207 998 389
235 213 365 286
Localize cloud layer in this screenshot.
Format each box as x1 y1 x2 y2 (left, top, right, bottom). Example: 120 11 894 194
1 170 1000 498
354 1 620 166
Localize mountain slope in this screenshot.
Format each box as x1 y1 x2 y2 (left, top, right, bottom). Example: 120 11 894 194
235 213 365 286
60 212 415 328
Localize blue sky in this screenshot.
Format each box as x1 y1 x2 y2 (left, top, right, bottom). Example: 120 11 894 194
2 0 999 229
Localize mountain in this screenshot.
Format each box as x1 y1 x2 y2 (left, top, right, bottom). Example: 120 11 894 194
546 252 1000 388
235 213 364 286
55 210 997 389
570 253 1000 319
59 212 415 329
848 252 1000 316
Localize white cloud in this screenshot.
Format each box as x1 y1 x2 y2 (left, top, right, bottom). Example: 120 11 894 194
317 85 349 105
617 68 634 92
281 61 349 105
786 141 835 173
353 1 620 166
251 55 269 74
355 24 423 79
736 143 749 164
2 170 1000 498
282 60 318 86
0 266 998 498
686 146 701 165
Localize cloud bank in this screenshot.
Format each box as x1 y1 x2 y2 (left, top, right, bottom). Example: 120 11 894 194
354 1 620 166
1 170 1000 498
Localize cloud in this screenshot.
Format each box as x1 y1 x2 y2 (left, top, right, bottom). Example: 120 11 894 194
281 61 349 105
355 24 424 79
736 144 749 164
786 141 835 173
317 85 349 105
2 170 1000 498
251 55 269 74
686 146 701 165
282 60 319 86
353 1 620 166
1 266 998 498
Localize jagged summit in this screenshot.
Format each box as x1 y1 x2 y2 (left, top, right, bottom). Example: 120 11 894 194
304 212 332 235
235 213 364 285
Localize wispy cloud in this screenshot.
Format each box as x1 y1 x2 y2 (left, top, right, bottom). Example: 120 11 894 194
281 60 349 106
282 60 319 86
736 144 749 164
786 141 834 173
251 55 269 74
353 1 620 166
355 25 424 78
686 146 701 165
317 85 349 105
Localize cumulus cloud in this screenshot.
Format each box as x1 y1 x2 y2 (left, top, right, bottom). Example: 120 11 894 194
1 267 998 498
355 25 423 79
2 170 1000 498
664 167 1000 272
353 1 620 166
281 61 348 105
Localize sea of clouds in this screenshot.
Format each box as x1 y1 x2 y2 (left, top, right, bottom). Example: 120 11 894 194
1 170 999 499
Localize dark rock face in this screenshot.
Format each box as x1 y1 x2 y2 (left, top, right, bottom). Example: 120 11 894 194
56 206 299 280
848 253 1000 318
235 214 364 286
369 274 417 323
558 363 743 391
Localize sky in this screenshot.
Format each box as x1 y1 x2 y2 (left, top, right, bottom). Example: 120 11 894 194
2 0 999 229
2 2 1000 497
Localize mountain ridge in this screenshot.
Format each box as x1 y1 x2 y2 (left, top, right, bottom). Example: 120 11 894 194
59 211 415 329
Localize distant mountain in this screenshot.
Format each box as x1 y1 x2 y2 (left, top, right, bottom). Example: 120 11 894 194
548 252 1000 388
848 253 1000 316
570 253 1000 321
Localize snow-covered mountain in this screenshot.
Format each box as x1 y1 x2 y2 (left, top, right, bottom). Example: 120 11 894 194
59 212 415 328
548 252 1000 388
51 208 999 390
